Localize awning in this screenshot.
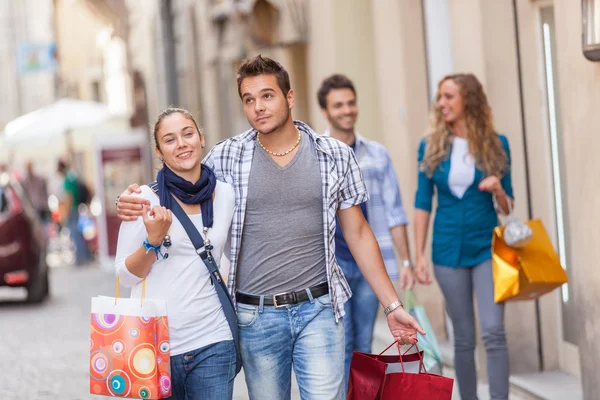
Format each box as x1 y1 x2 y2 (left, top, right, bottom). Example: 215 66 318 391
3 98 112 144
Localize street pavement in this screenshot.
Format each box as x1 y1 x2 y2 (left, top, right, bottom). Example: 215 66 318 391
0 264 293 400
0 263 521 400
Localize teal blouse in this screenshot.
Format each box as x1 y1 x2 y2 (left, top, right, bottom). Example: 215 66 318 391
414 135 513 268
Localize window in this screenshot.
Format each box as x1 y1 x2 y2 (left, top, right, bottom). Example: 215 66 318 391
540 6 577 346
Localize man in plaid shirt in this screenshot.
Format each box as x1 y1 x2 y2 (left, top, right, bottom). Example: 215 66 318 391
117 55 424 399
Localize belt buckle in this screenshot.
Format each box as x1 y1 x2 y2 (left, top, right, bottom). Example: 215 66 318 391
272 292 288 308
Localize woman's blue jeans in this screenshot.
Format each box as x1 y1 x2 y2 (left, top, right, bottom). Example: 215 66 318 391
166 340 237 400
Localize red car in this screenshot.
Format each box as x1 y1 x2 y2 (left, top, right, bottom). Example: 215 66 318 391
0 172 49 302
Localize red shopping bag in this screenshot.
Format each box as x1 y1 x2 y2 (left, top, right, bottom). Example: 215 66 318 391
348 342 453 400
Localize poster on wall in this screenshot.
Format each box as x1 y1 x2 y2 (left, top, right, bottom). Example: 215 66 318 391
17 42 57 74
93 130 152 268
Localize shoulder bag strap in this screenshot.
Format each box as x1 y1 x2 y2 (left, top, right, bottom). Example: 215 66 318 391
148 182 241 373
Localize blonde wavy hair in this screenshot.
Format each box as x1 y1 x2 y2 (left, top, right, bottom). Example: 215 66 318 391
420 74 507 178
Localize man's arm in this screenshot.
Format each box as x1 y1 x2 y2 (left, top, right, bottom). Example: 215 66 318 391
390 225 411 261
117 141 228 222
338 205 425 343
379 148 414 288
390 225 415 289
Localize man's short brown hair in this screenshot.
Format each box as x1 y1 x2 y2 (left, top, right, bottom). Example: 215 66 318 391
236 54 291 98
317 74 357 110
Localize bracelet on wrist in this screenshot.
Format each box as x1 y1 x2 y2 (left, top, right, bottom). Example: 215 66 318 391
402 259 414 269
384 300 404 317
142 239 165 260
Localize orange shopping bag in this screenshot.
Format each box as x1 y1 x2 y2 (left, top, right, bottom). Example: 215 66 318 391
90 280 171 399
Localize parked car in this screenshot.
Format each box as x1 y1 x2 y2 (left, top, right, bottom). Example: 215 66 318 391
0 172 49 302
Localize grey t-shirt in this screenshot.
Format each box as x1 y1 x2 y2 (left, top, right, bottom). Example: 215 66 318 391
236 131 327 295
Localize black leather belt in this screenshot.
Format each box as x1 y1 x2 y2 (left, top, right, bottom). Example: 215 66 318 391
236 282 329 308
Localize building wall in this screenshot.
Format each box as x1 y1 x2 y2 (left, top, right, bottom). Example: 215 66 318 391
307 0 381 140
55 0 107 101
0 0 55 129
514 0 564 374
552 1 600 397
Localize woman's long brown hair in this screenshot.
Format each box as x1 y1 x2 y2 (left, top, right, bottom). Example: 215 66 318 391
420 73 507 178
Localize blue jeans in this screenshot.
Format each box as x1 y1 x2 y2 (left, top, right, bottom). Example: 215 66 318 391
68 210 89 265
236 292 345 400
337 257 380 389
166 340 237 400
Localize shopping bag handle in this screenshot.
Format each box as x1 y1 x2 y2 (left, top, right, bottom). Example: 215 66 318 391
378 341 428 375
115 275 146 307
493 193 512 218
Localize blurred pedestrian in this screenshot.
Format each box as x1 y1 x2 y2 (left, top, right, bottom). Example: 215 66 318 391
116 55 424 400
414 73 513 400
317 74 415 387
22 161 50 221
115 108 239 399
57 159 91 266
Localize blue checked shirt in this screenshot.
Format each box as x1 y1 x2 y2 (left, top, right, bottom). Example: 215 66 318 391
324 130 409 280
203 121 369 321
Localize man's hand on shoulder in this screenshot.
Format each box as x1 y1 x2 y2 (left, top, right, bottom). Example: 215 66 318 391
116 183 149 221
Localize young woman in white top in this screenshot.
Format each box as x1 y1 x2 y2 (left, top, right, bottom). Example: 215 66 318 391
115 108 237 400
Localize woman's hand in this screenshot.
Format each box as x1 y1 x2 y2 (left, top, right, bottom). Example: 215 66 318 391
142 205 172 245
478 176 505 197
414 256 433 285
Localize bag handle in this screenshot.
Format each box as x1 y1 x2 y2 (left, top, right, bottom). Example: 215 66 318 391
493 193 515 221
115 275 146 307
378 341 427 375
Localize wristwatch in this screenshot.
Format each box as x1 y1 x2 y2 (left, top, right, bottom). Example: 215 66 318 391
384 300 404 317
402 259 414 269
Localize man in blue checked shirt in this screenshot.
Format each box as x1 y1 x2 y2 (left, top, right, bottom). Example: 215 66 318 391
318 74 416 387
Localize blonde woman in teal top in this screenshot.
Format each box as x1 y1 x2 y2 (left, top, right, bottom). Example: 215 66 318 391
414 74 513 400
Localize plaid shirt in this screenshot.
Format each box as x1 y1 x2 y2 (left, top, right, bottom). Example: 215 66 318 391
203 121 369 321
324 130 409 279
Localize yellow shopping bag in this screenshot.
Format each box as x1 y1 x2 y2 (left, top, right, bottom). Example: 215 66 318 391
492 219 568 303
